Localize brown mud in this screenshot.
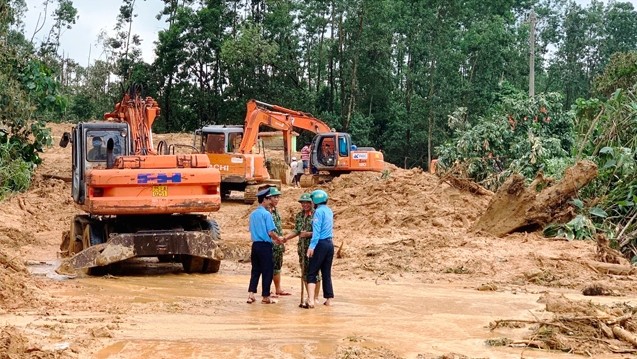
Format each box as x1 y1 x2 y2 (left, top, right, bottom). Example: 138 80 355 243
1 123 636 358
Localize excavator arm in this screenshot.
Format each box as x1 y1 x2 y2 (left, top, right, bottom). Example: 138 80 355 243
238 99 332 162
103 86 160 155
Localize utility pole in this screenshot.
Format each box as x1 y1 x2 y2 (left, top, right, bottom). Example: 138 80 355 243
529 8 536 97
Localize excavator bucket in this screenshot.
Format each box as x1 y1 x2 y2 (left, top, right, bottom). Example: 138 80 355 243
64 242 135 270
300 173 324 188
56 230 223 276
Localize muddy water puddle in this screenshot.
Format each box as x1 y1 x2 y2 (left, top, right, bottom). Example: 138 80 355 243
40 270 616 359
12 259 636 358
26 259 69 281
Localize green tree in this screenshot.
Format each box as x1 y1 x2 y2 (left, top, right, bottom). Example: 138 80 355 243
0 0 66 196
437 92 573 189
593 52 637 97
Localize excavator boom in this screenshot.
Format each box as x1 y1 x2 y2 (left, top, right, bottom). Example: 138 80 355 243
239 99 333 162
103 86 159 155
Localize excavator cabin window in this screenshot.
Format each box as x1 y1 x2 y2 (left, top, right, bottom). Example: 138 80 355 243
87 131 124 161
88 135 106 161
228 133 242 152
338 136 349 157
319 138 336 166
205 133 226 154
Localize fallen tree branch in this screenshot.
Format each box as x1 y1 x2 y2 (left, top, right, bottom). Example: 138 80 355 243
607 314 634 326
509 340 549 349
585 261 636 275
471 161 598 236
490 319 572 332
613 326 637 348
0 252 26 272
42 174 72 182
442 175 494 196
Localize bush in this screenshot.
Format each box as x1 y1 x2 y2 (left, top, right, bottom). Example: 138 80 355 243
0 141 33 199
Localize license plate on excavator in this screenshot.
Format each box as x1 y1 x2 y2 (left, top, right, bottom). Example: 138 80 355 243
152 185 168 197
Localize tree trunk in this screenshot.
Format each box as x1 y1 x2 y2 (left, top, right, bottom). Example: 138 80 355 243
316 25 324 94
344 7 364 131
329 0 335 112
471 160 598 237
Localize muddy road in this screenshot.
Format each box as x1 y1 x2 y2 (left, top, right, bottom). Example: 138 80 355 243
1 123 637 358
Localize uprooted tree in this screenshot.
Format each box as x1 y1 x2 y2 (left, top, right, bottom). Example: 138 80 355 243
471 160 598 237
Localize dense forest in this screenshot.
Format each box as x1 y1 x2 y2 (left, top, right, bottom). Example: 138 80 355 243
1 0 636 256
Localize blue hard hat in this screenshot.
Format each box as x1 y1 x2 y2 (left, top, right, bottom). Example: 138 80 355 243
310 189 328 204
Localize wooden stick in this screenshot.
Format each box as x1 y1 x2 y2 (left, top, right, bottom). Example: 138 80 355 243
607 314 634 326
0 253 25 272
299 274 304 307
600 323 615 339
509 340 549 349
612 326 637 348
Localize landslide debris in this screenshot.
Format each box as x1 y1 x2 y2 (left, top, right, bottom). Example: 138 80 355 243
489 293 637 355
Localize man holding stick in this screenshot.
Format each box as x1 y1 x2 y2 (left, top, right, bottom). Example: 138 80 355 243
284 193 320 308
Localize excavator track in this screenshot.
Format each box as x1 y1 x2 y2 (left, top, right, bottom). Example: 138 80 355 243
244 185 258 204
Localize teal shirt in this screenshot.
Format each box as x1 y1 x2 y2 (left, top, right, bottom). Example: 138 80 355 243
309 204 333 250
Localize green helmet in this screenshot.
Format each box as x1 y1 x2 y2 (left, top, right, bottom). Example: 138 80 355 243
298 193 312 203
310 189 328 204
265 186 281 197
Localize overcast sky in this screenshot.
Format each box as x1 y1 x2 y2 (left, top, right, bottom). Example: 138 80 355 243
22 0 637 67
23 0 168 66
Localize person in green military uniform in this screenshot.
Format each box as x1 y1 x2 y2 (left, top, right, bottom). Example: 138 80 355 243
267 186 291 297
284 193 320 307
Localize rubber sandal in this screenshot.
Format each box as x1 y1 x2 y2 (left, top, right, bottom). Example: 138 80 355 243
276 291 292 296
262 298 277 304
246 297 256 304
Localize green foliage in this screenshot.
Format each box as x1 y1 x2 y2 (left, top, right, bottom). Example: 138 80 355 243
0 61 54 165
543 199 608 241
221 22 279 103
593 52 637 97
0 1 62 196
571 77 637 255
0 141 32 198
20 60 67 117
437 92 573 189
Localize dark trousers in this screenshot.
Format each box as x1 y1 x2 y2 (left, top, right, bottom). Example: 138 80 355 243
248 241 274 297
307 239 334 298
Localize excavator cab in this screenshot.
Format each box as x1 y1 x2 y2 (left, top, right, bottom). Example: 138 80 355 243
195 125 274 203
61 122 131 204
310 133 352 171
195 125 247 155
301 132 385 187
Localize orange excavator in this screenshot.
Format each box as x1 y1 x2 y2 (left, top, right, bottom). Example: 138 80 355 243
57 85 223 275
195 100 384 200
194 100 331 203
